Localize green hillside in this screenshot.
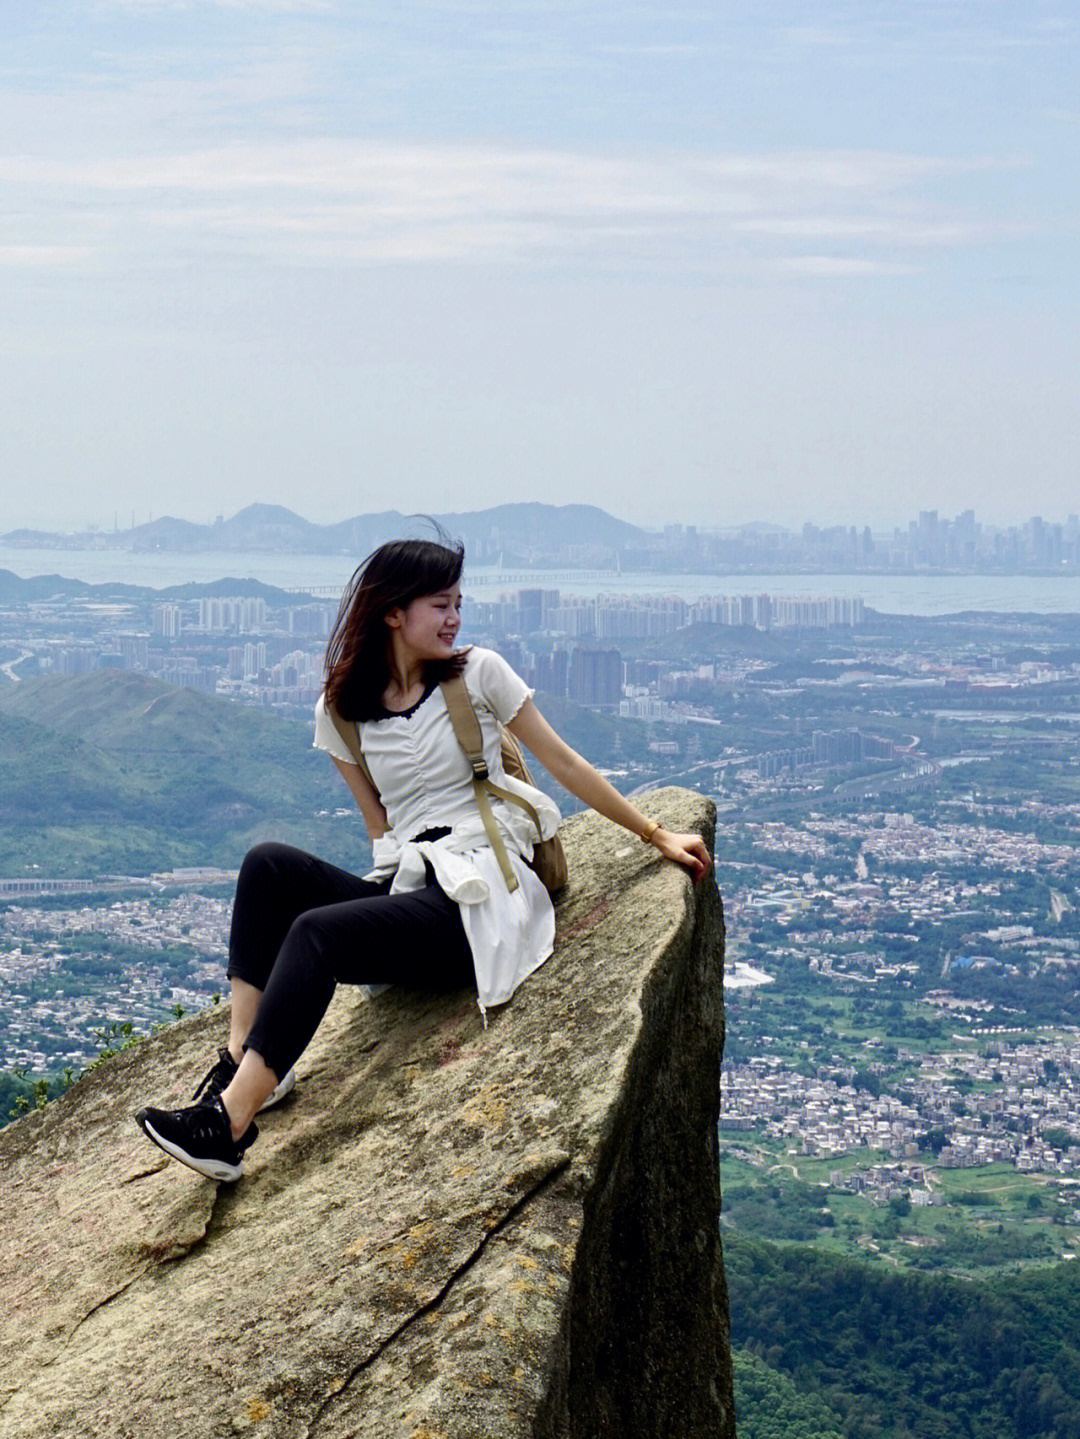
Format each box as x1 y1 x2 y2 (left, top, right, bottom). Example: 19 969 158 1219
0 671 650 879
726 1231 1080 1439
0 673 365 876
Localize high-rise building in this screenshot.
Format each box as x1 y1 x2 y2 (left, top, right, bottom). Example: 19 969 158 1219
152 603 182 639
569 647 622 708
535 648 568 699
517 589 544 634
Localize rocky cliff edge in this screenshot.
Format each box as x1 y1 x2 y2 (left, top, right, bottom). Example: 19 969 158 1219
0 788 733 1438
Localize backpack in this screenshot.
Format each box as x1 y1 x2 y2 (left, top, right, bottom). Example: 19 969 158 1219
327 674 568 895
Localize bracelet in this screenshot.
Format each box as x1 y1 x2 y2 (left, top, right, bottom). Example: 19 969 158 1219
639 819 660 845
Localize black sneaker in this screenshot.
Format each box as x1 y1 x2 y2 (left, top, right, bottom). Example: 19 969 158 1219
136 1095 258 1182
192 1046 296 1113
191 1046 237 1106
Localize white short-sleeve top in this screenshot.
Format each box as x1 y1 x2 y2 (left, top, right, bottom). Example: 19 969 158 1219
312 646 561 1017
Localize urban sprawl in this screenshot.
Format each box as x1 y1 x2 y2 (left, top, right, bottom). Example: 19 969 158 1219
5 571 1080 1255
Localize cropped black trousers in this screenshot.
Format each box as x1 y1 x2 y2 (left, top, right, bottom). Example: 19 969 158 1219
226 841 475 1082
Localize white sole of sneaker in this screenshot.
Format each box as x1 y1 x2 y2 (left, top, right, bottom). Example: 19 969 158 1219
258 1067 296 1112
139 1116 244 1183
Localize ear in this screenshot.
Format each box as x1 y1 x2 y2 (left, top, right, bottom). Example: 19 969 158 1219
384 607 404 630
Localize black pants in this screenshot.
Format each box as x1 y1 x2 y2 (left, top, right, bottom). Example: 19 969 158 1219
226 841 475 1081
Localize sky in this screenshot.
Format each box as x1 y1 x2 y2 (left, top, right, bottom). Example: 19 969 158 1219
1 1 1077 535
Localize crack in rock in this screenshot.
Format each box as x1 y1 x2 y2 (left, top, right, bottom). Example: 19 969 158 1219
301 1157 572 1438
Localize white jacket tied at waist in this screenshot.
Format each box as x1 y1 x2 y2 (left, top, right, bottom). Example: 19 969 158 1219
365 786 561 1019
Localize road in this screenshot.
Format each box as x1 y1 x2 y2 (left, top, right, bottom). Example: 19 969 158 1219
0 649 32 683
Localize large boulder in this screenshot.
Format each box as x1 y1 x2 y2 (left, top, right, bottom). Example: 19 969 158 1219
0 788 733 1437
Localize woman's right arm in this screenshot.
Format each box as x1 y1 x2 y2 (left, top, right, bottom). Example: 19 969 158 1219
330 757 390 841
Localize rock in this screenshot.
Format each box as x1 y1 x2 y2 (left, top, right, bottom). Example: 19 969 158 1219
0 788 733 1438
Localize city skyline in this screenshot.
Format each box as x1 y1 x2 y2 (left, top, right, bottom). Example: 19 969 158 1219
7 497 1080 555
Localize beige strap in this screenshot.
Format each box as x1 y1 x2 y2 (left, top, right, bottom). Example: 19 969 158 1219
439 676 543 830
328 683 539 896
441 675 545 894
326 702 376 789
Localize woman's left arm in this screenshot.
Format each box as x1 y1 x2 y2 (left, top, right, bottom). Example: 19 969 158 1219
506 698 712 883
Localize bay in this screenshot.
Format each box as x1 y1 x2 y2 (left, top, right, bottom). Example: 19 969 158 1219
3 545 1080 616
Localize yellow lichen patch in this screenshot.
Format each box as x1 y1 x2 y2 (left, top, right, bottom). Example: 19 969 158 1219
458 1086 509 1130
508 1279 536 1297
515 1254 539 1271
245 1396 272 1423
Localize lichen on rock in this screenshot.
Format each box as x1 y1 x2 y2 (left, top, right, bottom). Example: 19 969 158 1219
0 788 734 1438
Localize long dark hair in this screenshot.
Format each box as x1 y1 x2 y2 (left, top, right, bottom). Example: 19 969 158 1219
324 536 466 720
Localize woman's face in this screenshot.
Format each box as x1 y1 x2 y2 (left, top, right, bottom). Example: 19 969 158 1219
386 583 462 661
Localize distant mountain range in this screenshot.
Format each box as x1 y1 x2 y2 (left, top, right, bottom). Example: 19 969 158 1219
0 569 307 605
2 503 645 559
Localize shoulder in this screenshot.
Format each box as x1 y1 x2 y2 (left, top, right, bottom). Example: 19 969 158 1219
462 645 523 689
313 690 361 764
460 646 532 722
461 644 518 673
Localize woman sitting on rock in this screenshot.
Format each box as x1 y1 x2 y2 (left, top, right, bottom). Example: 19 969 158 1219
137 536 711 1181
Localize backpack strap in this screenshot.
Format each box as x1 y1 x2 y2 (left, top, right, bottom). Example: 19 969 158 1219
439 674 544 894
327 684 541 897
325 702 376 790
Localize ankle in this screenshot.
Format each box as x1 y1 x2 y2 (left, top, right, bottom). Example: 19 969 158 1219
227 1042 244 1066
218 1092 252 1143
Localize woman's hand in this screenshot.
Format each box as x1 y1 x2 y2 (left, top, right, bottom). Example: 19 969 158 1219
650 828 713 883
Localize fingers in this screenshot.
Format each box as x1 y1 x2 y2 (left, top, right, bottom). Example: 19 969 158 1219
650 830 713 883
681 836 713 882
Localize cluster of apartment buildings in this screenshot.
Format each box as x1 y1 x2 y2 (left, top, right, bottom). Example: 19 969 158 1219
15 583 866 715
688 509 1080 573
722 1033 1080 1178
0 893 230 1070
756 727 898 779
462 588 864 638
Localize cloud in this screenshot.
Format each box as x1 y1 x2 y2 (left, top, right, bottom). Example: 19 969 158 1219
109 1 334 12
782 26 855 49
736 214 1032 248
0 140 1027 277
782 256 924 277
0 245 93 267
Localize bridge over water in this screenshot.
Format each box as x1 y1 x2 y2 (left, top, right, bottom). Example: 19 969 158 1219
293 570 622 598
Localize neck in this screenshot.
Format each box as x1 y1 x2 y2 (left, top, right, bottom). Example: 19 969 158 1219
386 639 426 697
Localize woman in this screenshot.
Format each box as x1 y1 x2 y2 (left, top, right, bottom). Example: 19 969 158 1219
137 537 711 1181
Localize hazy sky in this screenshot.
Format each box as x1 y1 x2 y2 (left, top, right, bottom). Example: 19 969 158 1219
1 2 1077 534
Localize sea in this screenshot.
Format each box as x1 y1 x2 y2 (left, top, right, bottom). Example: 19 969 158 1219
3 545 1080 618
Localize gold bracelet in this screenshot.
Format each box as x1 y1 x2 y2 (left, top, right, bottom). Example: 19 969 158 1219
639 819 660 845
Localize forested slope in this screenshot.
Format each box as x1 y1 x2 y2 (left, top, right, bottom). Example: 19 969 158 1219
728 1232 1080 1439
0 673 350 876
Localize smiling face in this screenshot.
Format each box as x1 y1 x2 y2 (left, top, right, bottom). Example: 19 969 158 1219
385 583 462 664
